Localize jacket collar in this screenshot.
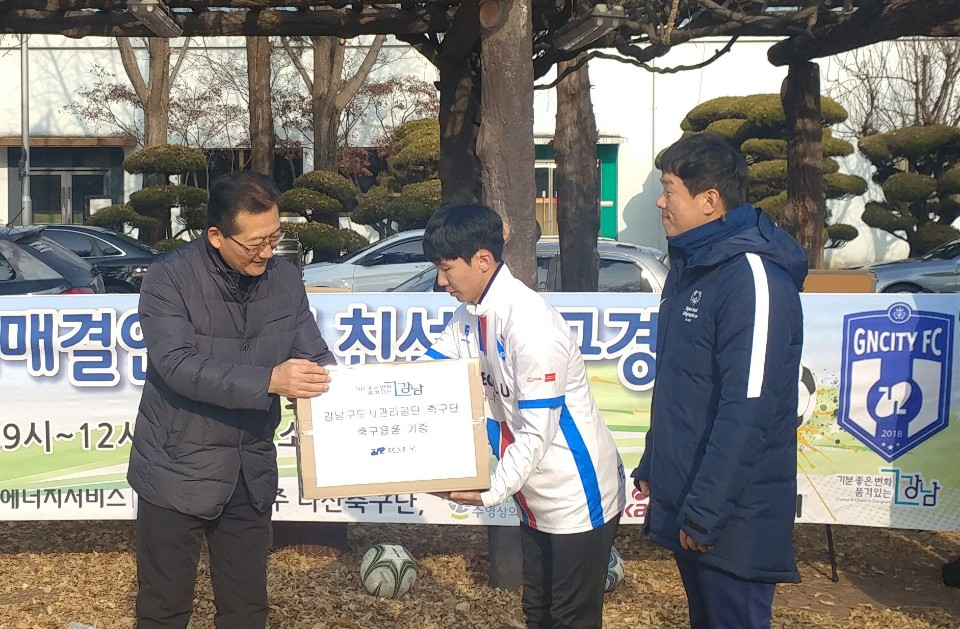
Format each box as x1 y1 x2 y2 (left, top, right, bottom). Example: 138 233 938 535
203 236 260 299
666 204 809 290
666 203 756 263
467 262 510 317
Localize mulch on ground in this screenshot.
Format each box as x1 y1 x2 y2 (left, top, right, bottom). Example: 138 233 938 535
0 521 958 628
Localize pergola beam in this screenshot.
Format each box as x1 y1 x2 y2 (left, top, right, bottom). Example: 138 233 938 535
768 0 960 65
2 0 456 7
0 5 456 37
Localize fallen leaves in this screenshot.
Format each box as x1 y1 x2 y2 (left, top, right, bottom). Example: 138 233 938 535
0 522 957 628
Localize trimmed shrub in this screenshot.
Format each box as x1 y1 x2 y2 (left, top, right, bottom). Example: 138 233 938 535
279 188 341 224
124 144 207 174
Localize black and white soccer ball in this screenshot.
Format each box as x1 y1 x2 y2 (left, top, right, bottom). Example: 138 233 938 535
605 546 625 593
360 542 418 598
798 361 817 428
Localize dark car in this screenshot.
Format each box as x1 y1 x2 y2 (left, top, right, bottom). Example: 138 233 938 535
390 237 668 293
41 225 158 293
0 226 105 295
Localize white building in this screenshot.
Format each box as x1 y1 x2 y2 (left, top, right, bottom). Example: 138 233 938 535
0 35 909 267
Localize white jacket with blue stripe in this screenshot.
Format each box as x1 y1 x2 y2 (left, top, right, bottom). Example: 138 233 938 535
425 264 625 534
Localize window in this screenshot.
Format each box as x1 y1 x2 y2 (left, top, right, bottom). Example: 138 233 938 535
537 256 552 291
922 237 960 260
24 236 96 275
363 239 427 266
0 240 60 282
598 259 654 293
44 230 96 258
535 163 558 236
91 236 123 256
0 252 14 281
393 268 440 292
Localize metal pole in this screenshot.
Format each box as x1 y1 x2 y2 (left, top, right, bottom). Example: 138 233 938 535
20 36 32 226
826 524 839 582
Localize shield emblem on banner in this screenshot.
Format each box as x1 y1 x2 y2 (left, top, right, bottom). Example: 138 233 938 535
839 303 953 462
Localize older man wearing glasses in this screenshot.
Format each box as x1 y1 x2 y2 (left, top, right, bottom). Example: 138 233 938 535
127 171 335 629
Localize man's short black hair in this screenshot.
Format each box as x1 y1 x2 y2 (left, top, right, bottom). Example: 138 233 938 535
207 171 281 236
423 203 504 264
659 133 748 211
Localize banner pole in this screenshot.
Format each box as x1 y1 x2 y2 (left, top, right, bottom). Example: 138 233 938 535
826 524 839 582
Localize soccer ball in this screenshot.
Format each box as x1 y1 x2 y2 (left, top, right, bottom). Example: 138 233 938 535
360 542 418 598
798 361 817 428
605 546 625 593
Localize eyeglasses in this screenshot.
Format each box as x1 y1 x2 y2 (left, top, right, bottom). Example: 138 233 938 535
227 229 284 256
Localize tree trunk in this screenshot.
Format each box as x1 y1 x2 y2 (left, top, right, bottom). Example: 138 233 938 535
478 0 536 288
247 36 275 176
313 110 340 172
435 0 482 206
782 61 824 269
438 50 482 205
554 55 599 291
311 36 341 171
142 38 172 240
143 38 171 149
477 0 534 591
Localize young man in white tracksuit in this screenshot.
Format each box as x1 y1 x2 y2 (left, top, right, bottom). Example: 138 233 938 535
423 203 625 629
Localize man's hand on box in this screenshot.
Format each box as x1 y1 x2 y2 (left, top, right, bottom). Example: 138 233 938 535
269 359 331 399
447 491 484 506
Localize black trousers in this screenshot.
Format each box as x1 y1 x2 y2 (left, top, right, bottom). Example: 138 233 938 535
135 473 271 629
519 515 620 629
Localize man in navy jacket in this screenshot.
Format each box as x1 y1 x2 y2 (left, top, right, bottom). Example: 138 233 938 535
632 133 807 628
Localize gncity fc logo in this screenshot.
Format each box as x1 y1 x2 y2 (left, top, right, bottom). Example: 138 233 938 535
838 303 953 462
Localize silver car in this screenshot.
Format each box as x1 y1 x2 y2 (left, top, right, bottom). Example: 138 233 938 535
301 229 432 291
866 237 960 293
390 237 668 293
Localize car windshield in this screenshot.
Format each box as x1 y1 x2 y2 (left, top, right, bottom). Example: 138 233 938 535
921 237 960 260
389 267 438 292
336 237 381 262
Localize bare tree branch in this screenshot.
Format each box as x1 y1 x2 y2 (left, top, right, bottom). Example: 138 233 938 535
335 34 385 111
826 37 960 137
536 37 737 90
281 36 314 92
116 37 148 106
169 36 191 85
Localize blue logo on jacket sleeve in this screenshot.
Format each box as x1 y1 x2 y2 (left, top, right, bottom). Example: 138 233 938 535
838 303 953 462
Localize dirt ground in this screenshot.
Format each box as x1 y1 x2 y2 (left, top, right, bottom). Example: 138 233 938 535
0 521 958 628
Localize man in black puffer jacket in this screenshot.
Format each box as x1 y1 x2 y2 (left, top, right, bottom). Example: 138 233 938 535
632 134 808 629
128 171 334 629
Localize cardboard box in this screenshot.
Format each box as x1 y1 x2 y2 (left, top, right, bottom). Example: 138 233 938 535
803 269 877 293
295 358 489 500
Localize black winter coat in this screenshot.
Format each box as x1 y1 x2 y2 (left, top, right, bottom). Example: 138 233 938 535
127 238 333 519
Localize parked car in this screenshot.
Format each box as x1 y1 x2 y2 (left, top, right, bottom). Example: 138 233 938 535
0 226 105 295
863 236 960 293
302 230 432 291
41 225 158 293
390 237 668 293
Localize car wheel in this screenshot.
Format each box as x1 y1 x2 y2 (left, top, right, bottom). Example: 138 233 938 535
881 282 924 294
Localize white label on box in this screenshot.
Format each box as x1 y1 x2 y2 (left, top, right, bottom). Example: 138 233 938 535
309 359 480 487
